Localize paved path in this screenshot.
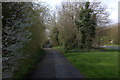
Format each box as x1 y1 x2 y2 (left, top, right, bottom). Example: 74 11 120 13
100 45 120 50
27 48 84 78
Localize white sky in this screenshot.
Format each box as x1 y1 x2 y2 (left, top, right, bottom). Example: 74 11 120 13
101 0 119 24
40 0 119 24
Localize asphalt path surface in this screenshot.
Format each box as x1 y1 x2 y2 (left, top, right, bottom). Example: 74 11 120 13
27 48 84 79
100 45 120 50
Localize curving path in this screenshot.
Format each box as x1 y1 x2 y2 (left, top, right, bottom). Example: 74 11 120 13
27 48 84 78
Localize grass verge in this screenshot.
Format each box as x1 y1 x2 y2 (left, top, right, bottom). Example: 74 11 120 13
53 46 118 78
64 51 118 78
102 44 119 46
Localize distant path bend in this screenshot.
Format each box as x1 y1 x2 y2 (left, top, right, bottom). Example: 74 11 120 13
27 48 84 78
100 45 120 50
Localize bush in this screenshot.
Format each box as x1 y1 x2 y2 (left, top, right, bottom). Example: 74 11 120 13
12 49 44 78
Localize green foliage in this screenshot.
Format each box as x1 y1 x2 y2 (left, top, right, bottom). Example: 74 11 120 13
53 46 65 53
64 51 118 78
50 27 59 46
2 2 49 78
75 2 96 49
50 2 82 50
12 49 44 78
64 33 79 50
2 2 34 78
12 3 49 78
103 44 119 46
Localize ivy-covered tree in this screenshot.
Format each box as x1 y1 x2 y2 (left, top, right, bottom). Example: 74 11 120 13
75 2 96 49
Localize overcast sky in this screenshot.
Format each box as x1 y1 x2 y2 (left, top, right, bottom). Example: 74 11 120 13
102 0 118 24
41 0 119 24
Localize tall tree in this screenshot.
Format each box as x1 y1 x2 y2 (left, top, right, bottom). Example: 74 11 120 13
50 27 59 46
54 2 82 50
75 2 96 49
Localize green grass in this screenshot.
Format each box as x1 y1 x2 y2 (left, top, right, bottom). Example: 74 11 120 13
64 51 118 78
12 49 44 78
103 44 119 46
53 46 65 53
53 46 118 78
53 46 119 53
94 47 119 52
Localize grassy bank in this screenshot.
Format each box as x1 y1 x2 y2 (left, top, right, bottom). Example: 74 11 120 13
64 51 118 78
53 46 118 53
12 49 45 78
102 44 119 46
54 47 118 78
